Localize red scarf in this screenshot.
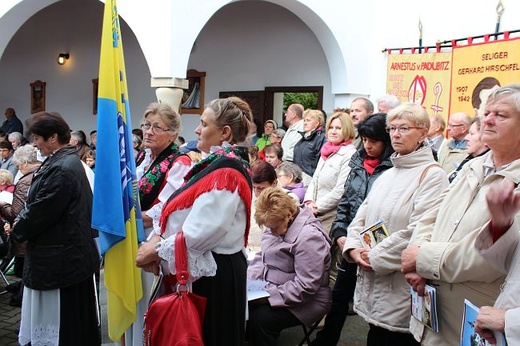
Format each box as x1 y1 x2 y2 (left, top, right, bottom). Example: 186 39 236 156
363 157 381 175
320 139 353 160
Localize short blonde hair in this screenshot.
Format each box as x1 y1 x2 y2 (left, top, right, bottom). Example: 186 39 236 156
0 169 13 185
326 112 356 141
254 187 298 227
303 109 324 126
387 103 430 129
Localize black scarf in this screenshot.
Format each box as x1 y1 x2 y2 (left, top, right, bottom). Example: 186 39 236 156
138 143 182 211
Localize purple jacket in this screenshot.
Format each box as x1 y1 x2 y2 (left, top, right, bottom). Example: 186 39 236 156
248 206 332 325
285 182 306 203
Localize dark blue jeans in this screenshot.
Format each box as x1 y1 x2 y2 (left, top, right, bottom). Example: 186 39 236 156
312 259 357 345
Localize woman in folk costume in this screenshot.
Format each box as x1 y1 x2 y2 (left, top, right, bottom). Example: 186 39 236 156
137 96 253 346
136 102 192 234
126 102 192 345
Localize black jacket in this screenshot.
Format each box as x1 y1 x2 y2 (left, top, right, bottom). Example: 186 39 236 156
14 146 99 290
330 149 393 241
293 127 326 177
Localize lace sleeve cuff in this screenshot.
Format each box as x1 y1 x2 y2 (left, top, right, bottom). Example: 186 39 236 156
157 235 218 281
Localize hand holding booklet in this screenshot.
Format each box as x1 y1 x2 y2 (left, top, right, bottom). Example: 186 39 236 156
359 221 389 249
410 284 438 332
461 299 506 346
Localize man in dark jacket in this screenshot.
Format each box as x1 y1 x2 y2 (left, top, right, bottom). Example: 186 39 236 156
1 108 23 135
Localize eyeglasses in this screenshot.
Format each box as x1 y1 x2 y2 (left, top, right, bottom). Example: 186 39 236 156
447 124 464 128
386 126 423 134
140 122 171 133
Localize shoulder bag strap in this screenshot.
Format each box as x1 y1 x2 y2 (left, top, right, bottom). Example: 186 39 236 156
419 163 441 185
174 232 189 285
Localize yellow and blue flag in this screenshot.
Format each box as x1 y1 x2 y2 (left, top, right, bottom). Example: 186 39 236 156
92 0 144 341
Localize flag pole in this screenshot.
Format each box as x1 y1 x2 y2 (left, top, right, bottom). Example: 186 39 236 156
92 0 144 342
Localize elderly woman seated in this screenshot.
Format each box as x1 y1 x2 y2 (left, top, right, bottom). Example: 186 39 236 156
247 187 332 346
275 161 306 203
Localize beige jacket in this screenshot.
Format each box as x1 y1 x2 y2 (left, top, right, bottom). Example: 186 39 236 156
437 139 468 173
344 145 448 333
409 151 520 345
305 143 357 233
476 222 520 345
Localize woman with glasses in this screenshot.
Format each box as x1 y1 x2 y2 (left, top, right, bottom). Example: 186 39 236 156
401 84 520 345
136 96 254 345
276 161 306 203
127 102 192 344
137 103 192 232
343 103 448 345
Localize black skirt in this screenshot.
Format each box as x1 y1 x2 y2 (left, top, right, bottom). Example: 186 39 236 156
193 251 247 346
59 276 101 346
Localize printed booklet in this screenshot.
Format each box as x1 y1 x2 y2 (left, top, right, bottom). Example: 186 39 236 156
410 284 438 332
359 221 389 249
461 299 506 346
247 279 269 302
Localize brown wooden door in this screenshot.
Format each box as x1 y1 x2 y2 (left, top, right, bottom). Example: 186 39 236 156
219 90 266 136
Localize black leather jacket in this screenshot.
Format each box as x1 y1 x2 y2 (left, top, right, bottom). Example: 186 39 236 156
14 146 99 290
330 149 393 241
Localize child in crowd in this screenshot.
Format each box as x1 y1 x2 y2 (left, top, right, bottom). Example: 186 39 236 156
85 150 96 172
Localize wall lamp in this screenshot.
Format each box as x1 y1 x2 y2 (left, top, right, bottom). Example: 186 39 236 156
57 53 69 65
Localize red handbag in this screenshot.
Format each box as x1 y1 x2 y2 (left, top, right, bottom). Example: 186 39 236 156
144 232 207 346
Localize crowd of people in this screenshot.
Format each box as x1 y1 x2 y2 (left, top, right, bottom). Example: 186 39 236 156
1 84 520 346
